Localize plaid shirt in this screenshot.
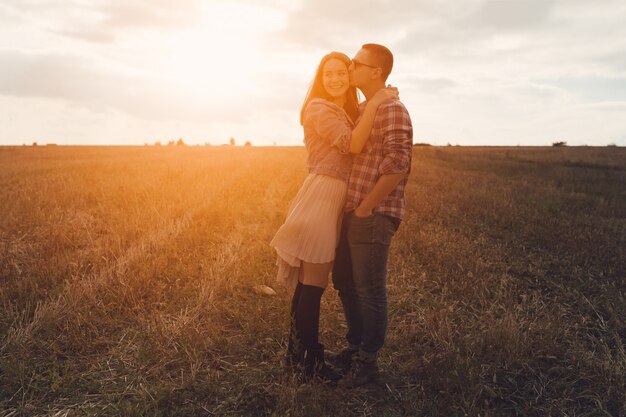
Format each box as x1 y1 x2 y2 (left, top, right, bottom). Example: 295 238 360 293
344 99 413 220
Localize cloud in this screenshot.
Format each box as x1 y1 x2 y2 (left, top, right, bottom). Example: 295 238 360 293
1 0 203 43
391 0 626 92
50 29 116 43
0 49 249 124
275 0 560 55
597 48 626 73
398 75 458 95
98 0 201 29
271 0 452 51
538 77 626 102
462 0 555 31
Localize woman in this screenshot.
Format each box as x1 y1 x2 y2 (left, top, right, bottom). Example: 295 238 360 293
270 51 397 381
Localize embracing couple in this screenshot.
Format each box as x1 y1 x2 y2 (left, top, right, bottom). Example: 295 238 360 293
270 43 413 387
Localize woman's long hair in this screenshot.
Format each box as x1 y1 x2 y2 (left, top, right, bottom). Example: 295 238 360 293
300 52 360 125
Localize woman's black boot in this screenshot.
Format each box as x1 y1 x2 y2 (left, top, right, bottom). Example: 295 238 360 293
295 285 340 381
303 343 342 382
284 282 304 370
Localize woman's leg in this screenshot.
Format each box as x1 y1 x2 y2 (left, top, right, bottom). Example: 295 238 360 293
286 262 329 367
294 261 340 380
295 261 332 351
285 278 304 365
301 261 332 288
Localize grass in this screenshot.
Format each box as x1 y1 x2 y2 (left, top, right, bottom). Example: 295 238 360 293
0 145 624 416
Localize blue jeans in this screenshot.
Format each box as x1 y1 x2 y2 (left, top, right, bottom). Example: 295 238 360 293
332 212 400 359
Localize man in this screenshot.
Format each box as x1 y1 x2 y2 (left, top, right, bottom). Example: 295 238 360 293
330 43 413 387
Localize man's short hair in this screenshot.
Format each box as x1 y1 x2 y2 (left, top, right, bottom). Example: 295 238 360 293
362 43 394 82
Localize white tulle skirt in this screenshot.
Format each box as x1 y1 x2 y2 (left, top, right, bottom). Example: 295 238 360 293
270 174 347 288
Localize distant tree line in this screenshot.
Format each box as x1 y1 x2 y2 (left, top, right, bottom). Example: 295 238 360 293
150 137 252 147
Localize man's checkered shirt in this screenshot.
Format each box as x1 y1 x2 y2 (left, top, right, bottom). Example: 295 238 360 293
344 99 413 220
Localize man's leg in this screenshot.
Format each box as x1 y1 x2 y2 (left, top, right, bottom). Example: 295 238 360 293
331 214 363 353
342 213 399 386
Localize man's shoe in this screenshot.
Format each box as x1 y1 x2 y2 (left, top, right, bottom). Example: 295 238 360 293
326 348 358 372
339 354 380 388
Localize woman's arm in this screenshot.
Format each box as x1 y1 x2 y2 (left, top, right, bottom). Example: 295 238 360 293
349 87 398 154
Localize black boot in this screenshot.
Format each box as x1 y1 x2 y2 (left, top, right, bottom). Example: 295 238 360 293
304 343 342 382
284 282 304 370
284 333 304 371
294 285 340 381
294 284 324 354
285 347 304 371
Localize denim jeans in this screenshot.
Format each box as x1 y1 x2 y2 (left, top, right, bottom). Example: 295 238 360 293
332 212 400 358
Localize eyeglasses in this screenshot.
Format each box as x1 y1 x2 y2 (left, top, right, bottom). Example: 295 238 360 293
351 59 379 69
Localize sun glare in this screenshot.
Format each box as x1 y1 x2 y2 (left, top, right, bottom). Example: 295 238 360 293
158 3 284 99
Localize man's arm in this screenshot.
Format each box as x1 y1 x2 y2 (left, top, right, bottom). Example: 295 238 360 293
354 173 407 217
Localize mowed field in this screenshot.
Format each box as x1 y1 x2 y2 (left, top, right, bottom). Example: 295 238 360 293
1 145 624 416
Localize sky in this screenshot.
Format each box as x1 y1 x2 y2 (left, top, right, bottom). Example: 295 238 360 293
1 0 625 146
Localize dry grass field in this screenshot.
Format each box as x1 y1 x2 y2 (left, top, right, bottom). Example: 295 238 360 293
1 145 624 416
